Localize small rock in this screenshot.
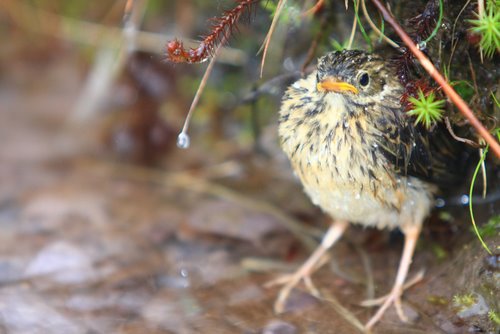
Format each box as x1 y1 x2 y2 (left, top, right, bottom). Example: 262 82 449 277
24 241 96 284
0 289 84 334
262 320 297 334
187 200 283 244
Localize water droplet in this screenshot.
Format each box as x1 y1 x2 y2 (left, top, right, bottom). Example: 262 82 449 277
343 120 349 128
180 268 188 278
177 132 190 149
460 194 469 205
435 198 446 208
372 143 378 148
417 41 427 50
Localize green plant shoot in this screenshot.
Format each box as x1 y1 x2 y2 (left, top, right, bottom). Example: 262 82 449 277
407 89 445 129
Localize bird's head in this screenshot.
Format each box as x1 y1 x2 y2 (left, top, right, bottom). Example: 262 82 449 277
316 50 402 107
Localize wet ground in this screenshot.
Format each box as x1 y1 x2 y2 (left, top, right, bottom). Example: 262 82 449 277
0 27 499 334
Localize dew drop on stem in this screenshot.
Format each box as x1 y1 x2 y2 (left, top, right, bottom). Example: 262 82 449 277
177 132 190 149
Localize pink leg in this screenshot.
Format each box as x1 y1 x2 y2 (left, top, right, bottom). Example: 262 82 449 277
365 224 422 330
267 220 348 313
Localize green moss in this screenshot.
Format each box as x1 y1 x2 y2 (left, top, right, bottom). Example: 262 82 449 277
427 295 448 306
453 81 476 103
431 243 448 261
472 215 500 238
468 0 500 58
453 293 477 309
488 310 500 325
407 90 445 129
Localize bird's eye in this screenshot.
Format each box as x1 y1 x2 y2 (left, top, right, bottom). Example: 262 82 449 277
359 72 369 87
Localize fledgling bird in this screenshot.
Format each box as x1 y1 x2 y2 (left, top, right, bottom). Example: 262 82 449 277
274 49 458 329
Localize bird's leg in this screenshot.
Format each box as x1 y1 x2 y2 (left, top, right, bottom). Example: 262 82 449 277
364 224 422 330
265 220 348 313
361 269 425 307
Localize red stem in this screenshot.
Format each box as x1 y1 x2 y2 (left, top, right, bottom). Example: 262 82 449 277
370 0 500 159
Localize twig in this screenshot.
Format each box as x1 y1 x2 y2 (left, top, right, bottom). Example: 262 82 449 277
122 0 146 54
321 291 366 333
444 117 483 148
166 0 257 63
260 0 288 77
351 242 375 301
302 0 324 16
477 0 485 61
347 0 360 49
466 52 480 100
370 0 500 159
176 42 223 149
447 0 472 75
360 0 399 48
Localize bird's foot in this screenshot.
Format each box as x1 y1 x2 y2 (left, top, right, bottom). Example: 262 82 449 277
361 269 424 330
364 286 406 330
264 254 328 313
265 221 348 314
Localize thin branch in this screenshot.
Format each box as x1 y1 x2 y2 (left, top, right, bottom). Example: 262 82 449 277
177 42 224 149
260 0 288 78
444 117 483 148
166 0 257 63
302 0 324 16
346 0 359 49
447 0 473 76
370 0 500 159
361 0 399 48
122 0 147 54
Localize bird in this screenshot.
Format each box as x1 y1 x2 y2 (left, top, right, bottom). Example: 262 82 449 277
272 49 460 329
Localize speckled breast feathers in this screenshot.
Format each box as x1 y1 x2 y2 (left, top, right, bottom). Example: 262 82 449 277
278 50 435 229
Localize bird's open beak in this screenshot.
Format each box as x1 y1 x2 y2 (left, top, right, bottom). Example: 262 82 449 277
317 78 358 94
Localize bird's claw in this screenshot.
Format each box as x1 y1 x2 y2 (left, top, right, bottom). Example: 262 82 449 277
265 271 320 313
362 269 425 329
364 286 408 330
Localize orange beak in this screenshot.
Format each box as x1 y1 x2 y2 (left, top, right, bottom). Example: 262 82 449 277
317 78 358 94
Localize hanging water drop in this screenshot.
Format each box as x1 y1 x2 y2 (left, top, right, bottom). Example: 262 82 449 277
435 198 446 208
177 132 190 149
460 194 469 205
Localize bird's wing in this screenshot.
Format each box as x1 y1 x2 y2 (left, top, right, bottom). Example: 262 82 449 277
374 107 466 188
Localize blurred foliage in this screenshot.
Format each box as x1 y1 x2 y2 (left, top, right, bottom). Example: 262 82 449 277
468 0 500 59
